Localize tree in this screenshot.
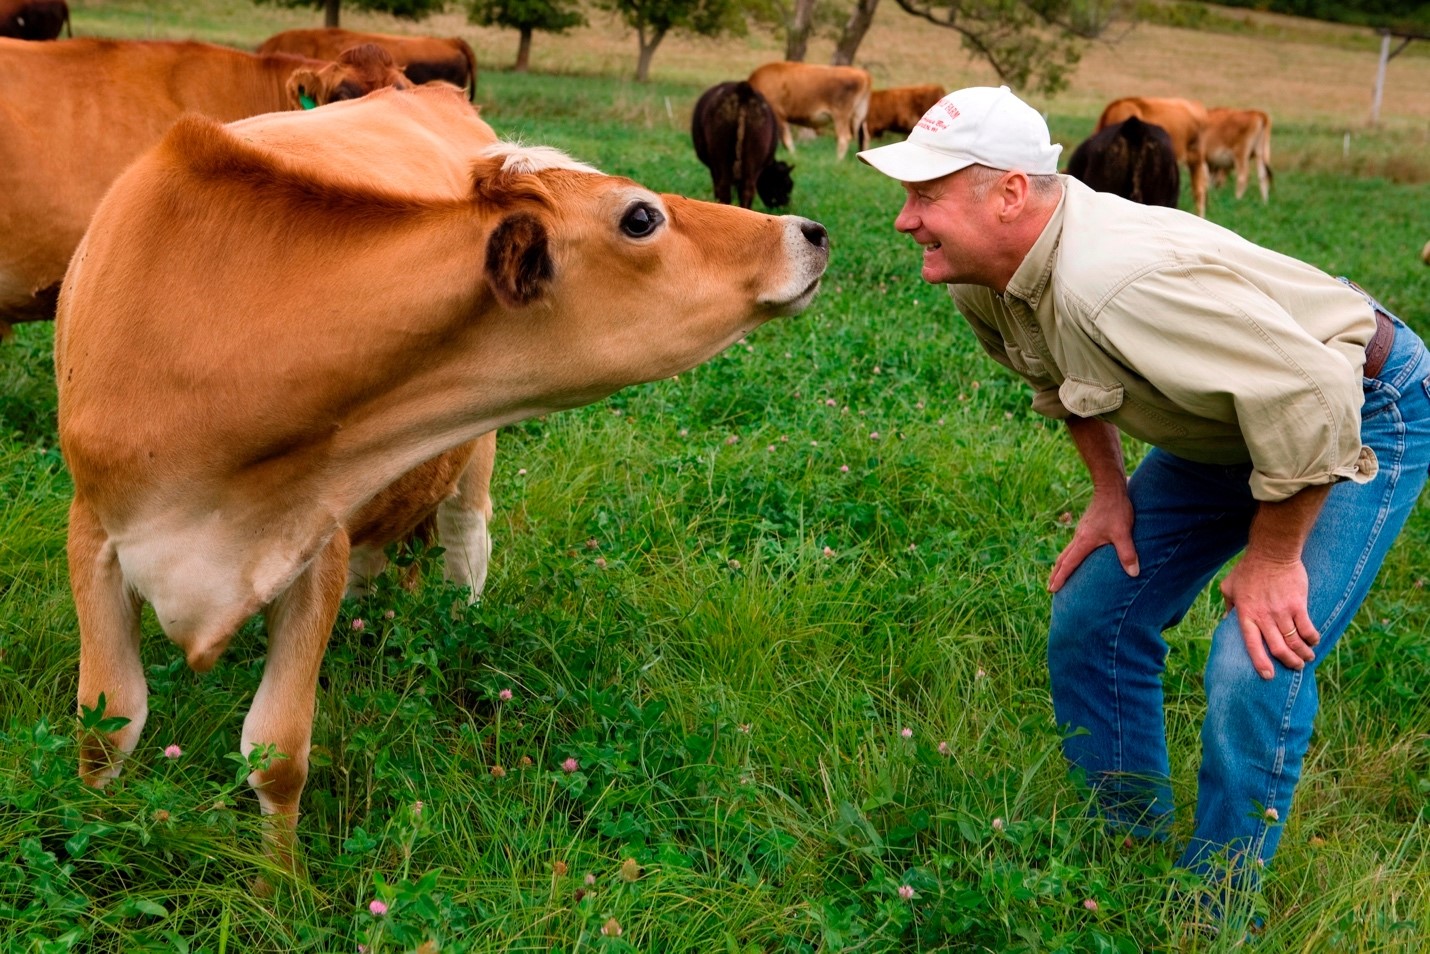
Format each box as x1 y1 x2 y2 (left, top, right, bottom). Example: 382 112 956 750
889 0 1122 94
253 0 448 29
597 0 748 81
831 0 878 64
785 0 818 59
466 0 586 71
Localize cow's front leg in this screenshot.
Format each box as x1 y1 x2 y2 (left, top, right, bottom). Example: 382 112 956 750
70 496 148 786
438 430 495 603
245 531 348 884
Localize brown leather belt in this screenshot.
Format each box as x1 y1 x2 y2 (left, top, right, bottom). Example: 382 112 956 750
1363 307 1395 380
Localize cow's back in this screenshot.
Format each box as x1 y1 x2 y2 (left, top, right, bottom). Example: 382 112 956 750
259 27 475 94
1096 96 1207 161
748 62 871 124
1067 117 1180 208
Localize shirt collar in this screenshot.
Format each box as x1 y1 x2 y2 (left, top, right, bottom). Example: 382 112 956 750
1001 177 1069 308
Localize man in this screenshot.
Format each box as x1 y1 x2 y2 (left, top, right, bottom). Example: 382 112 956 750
859 86 1430 898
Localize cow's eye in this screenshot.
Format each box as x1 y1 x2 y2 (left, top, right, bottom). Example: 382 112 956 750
620 203 663 238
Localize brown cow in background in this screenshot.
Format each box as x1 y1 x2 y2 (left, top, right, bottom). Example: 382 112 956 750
258 28 478 101
1096 96 1210 216
865 84 946 141
1067 116 1181 208
0 0 69 39
0 39 410 331
1203 106 1273 204
748 61 872 161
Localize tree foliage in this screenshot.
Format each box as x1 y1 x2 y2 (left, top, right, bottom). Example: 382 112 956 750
889 0 1124 94
254 0 449 27
597 0 749 80
466 0 586 70
1213 0 1429 31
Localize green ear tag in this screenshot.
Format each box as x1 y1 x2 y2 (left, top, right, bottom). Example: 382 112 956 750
299 92 317 110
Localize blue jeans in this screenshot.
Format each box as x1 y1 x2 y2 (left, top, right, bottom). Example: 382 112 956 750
1047 312 1430 883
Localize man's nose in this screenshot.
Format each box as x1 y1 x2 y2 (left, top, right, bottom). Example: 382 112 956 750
894 203 917 233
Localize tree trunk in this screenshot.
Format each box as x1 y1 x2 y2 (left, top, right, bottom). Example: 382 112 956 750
832 0 879 66
635 26 666 82
515 27 532 72
785 0 818 62
324 0 340 29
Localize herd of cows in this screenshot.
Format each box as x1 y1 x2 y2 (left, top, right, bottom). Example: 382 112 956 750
684 60 1274 224
1 2 1290 879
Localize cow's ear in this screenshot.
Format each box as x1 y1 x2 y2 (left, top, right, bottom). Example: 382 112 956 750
285 70 323 110
485 213 553 309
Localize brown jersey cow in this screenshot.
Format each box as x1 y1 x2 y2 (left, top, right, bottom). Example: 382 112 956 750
258 28 477 101
56 82 828 877
865 84 946 141
0 38 410 333
748 61 873 161
1203 107 1273 205
1096 96 1211 216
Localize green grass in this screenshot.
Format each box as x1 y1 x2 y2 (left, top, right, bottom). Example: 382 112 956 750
3 51 1430 954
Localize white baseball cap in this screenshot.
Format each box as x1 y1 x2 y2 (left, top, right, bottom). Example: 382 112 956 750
858 85 1062 182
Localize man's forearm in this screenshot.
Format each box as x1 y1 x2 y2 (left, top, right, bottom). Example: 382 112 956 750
1065 416 1127 494
1247 484 1332 564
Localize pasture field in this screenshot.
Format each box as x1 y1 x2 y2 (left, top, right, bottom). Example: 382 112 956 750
3 3 1430 953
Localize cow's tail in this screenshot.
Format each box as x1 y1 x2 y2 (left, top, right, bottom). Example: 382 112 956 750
854 78 872 152
455 37 478 102
64 4 72 37
1258 114 1274 190
733 106 747 186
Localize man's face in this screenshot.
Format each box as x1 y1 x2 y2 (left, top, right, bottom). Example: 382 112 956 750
893 169 997 286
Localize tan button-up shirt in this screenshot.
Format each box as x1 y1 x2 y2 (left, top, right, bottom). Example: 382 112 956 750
950 176 1379 501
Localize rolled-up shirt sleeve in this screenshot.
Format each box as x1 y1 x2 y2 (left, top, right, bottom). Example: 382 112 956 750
1092 265 1377 501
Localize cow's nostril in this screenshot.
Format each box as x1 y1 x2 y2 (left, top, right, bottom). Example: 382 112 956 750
800 221 829 249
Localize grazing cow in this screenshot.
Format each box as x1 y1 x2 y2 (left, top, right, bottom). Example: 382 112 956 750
691 81 793 209
0 0 69 39
1066 116 1181 208
747 61 873 161
1096 96 1211 216
258 28 477 101
1422 240 1429 266
865 83 946 141
56 82 829 876
0 39 409 333
1203 106 1273 204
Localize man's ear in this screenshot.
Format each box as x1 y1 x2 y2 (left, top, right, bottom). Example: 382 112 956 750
998 170 1031 222
485 213 553 309
285 70 322 109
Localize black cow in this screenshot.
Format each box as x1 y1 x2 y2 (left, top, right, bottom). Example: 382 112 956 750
0 0 70 39
691 81 794 210
1066 116 1180 208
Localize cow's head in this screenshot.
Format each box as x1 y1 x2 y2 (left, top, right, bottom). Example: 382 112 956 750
757 160 795 210
285 43 410 109
468 144 828 400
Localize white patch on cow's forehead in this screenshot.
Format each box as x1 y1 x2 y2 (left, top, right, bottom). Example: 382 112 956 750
482 142 604 176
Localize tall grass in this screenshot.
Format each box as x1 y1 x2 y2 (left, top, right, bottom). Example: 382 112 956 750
3 30 1429 954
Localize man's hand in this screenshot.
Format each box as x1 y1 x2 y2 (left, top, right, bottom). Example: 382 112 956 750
1221 485 1331 679
1221 553 1320 680
1053 416 1139 593
1049 490 1140 593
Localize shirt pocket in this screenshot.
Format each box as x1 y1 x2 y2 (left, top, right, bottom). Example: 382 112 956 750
1005 342 1048 379
1059 376 1125 417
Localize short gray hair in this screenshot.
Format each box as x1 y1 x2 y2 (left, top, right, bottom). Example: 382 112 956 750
963 164 1062 202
